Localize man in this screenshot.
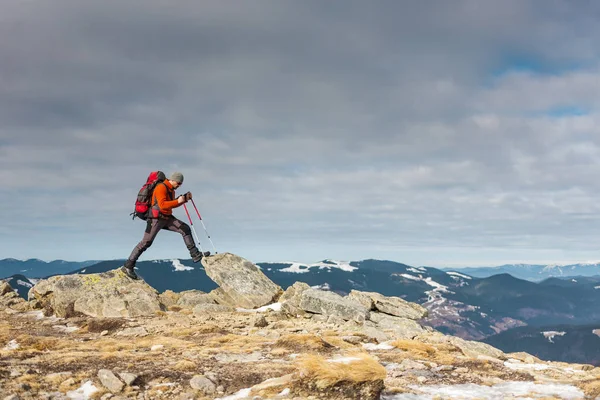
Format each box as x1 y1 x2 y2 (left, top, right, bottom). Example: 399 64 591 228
122 172 209 280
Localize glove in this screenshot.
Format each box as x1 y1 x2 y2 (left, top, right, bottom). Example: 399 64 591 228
177 195 187 204
185 192 193 201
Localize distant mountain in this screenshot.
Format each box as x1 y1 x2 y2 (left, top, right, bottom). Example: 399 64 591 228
483 323 600 365
443 262 600 282
0 258 100 279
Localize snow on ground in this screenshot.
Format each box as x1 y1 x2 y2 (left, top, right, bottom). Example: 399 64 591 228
236 303 282 313
215 388 252 400
171 259 193 271
363 342 395 350
446 271 472 279
311 283 331 290
542 331 566 343
66 381 99 399
382 381 584 399
279 260 357 273
328 355 362 364
3 339 19 350
17 279 33 288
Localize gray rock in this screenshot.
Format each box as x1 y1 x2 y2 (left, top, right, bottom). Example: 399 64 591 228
98 369 124 393
118 372 139 386
0 281 15 296
280 282 310 317
201 253 282 309
115 327 148 337
253 315 268 327
369 312 426 339
192 303 234 314
349 290 427 320
28 269 161 318
299 289 369 323
4 395 19 400
177 290 214 308
190 375 216 393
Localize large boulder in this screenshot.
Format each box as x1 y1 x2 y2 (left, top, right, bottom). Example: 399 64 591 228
201 253 282 309
280 282 311 316
299 289 370 323
0 281 28 311
369 312 426 339
28 269 162 318
348 290 427 320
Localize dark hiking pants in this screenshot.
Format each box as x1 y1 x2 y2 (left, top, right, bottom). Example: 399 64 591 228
128 216 196 263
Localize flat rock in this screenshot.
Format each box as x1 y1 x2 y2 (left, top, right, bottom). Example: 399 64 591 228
28 269 161 318
299 289 370 323
348 290 427 320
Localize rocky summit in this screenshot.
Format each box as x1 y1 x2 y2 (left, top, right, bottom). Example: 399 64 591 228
0 253 599 399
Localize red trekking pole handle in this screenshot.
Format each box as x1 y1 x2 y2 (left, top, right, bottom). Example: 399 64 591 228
191 199 202 220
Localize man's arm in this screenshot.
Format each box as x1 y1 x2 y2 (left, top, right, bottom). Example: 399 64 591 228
155 184 180 211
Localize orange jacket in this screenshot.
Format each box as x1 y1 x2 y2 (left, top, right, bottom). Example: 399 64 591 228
152 180 181 216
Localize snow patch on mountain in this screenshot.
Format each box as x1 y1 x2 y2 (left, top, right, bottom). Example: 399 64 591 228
542 331 566 343
172 259 193 272
446 271 472 280
279 260 357 274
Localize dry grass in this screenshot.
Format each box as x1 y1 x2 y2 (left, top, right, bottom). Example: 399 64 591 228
578 379 600 398
321 335 358 350
295 352 386 389
274 334 335 353
205 333 269 353
86 318 124 333
391 339 436 357
171 360 198 371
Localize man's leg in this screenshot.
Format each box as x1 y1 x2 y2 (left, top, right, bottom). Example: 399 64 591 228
124 219 165 278
163 216 209 262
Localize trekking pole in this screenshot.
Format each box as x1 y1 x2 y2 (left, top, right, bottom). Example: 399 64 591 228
183 203 206 253
190 198 217 254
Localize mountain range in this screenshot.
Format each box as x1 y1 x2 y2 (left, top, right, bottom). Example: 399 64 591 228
444 262 600 282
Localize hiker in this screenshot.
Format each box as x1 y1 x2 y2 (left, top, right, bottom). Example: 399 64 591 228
122 172 209 279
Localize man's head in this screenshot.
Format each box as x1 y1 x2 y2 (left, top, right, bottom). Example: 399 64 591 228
169 172 184 189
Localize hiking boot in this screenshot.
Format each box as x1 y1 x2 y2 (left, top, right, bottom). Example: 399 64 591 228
191 249 211 263
121 260 139 280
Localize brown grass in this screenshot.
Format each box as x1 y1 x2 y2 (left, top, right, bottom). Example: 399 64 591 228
172 360 198 371
295 352 386 389
274 334 335 353
391 339 436 357
86 318 125 333
205 334 269 353
578 380 600 398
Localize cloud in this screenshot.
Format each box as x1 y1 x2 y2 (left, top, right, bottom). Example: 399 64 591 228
2 1 600 266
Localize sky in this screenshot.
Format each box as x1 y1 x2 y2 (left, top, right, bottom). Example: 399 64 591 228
3 1 600 267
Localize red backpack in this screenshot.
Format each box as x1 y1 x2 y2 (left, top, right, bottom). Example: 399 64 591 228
131 171 166 220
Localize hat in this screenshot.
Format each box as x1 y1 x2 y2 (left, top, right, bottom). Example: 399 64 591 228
170 172 184 183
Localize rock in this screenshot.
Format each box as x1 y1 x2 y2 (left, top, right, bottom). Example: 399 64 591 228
280 282 310 317
4 395 19 400
400 359 428 370
98 369 124 393
100 394 113 400
192 303 234 314
201 253 283 309
369 313 426 339
448 337 505 360
349 290 427 320
158 290 180 308
28 269 162 318
0 281 14 296
115 327 148 337
189 375 216 394
118 372 138 386
299 289 370 323
151 344 164 351
253 315 268 327
176 290 215 308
